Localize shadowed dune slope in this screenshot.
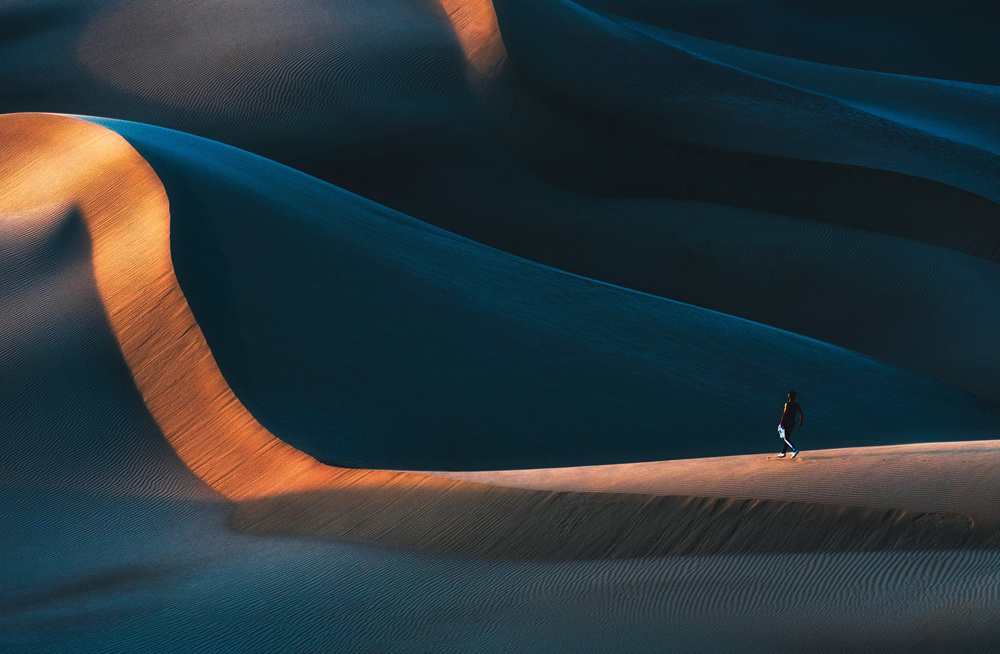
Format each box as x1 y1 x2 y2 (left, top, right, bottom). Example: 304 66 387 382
8 113 1000 569
0 0 484 165
618 18 1000 158
82 114 1000 472
0 202 211 500
330 151 1000 405
4 0 1000 395
3 0 997 265
576 0 1000 84
491 0 1000 204
21 0 993 413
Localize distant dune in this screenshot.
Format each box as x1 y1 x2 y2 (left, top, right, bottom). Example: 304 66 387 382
493 0 1000 201
3 1 1000 652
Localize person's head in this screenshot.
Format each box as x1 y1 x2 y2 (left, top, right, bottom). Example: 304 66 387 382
787 391 797 401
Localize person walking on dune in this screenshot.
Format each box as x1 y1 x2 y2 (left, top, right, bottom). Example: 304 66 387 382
777 391 803 458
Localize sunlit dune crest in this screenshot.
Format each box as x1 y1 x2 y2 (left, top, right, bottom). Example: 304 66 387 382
437 0 507 77
0 112 385 501
5 112 1000 563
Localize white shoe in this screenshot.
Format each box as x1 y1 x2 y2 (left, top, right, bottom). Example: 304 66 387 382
791 450 799 458
777 453 786 458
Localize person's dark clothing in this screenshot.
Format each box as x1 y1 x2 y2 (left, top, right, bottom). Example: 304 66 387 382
780 400 802 429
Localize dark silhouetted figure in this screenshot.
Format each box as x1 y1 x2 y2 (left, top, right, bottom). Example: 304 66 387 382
777 391 803 458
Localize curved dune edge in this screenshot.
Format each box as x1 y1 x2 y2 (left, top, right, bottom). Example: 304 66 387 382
437 0 507 79
0 112 446 502
5 112 998 560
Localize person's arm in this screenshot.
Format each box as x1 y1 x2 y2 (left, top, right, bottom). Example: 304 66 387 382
797 405 804 426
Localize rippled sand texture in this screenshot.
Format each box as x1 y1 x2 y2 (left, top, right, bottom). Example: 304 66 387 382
3 0 1000 652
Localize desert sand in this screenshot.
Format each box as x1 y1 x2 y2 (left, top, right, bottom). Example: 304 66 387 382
2 1 1000 652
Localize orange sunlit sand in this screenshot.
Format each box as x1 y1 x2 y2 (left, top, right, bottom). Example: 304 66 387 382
437 0 507 78
3 113 998 564
0 113 433 501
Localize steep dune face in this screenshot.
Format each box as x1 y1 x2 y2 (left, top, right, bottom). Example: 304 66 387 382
492 0 1000 203
0 113 288 501
5 111 997 519
10 114 999 571
74 115 1000 473
4 1 999 377
575 0 1000 85
2 113 516 506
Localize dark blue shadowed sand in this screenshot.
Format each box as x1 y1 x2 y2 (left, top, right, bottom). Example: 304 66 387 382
88 116 1000 471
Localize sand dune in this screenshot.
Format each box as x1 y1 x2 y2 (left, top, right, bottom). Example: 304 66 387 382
493 0 1000 203
0 112 437 502
4 1 997 258
3 0 1000 650
83 114 1000 471
1 110 996 555
10 110 996 482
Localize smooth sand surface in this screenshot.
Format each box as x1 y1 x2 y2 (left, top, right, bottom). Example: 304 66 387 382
492 0 1000 203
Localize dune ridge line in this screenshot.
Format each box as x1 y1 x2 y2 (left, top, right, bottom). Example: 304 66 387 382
4 112 998 560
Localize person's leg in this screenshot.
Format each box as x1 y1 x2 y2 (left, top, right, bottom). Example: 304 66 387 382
783 429 798 457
